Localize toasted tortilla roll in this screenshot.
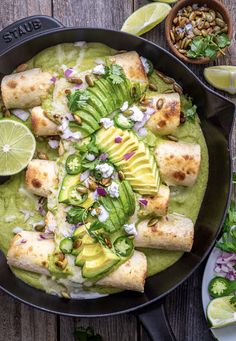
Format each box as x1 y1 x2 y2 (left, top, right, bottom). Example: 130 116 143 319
135 214 194 252
25 160 58 197
139 185 170 217
1 68 52 109
145 93 180 135
31 106 59 136
110 51 148 84
155 141 201 187
7 231 54 276
97 251 147 292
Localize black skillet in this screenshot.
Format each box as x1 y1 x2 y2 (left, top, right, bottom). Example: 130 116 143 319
0 16 235 341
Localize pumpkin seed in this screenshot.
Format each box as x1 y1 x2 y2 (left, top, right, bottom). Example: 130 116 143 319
140 106 147 112
131 86 137 97
179 49 187 54
149 83 158 91
215 18 225 28
156 98 164 110
201 29 208 37
76 186 88 194
173 83 183 94
118 170 125 181
162 76 175 84
204 21 210 29
213 26 221 33
101 178 111 186
68 77 83 84
209 10 216 20
58 141 65 156
181 37 187 49
189 12 196 21
173 17 178 25
123 109 133 116
61 292 70 299
85 74 94 87
88 179 98 191
37 152 48 160
35 225 45 232
216 11 223 20
193 28 201 35
170 30 175 43
148 218 159 227
220 26 228 33
167 135 178 142
74 114 82 125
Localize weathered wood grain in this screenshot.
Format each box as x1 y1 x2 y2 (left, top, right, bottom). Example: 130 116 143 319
0 0 235 340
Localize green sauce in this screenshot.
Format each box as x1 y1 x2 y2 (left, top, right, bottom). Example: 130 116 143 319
0 43 208 295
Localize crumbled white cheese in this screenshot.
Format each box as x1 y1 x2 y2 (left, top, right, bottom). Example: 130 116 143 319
107 182 119 198
100 118 114 129
145 107 155 116
86 153 96 161
140 56 150 74
98 205 109 222
91 205 109 222
12 227 23 234
95 163 114 178
124 223 137 236
93 64 105 75
120 101 129 112
48 139 59 149
59 119 81 140
130 105 144 122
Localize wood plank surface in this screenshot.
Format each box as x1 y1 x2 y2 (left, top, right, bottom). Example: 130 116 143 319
0 0 235 340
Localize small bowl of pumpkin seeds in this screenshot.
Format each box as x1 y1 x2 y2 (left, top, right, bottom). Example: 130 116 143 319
165 0 232 64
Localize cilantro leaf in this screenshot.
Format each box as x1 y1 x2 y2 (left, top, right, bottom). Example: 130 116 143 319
66 207 88 224
217 198 236 253
187 32 231 60
104 64 125 84
214 33 231 49
67 90 90 112
180 95 197 122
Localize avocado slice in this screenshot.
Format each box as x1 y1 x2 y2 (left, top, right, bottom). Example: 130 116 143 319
69 121 95 138
99 196 120 229
96 126 160 195
87 91 109 117
95 79 117 108
88 86 115 114
122 181 136 216
75 243 103 267
82 247 120 279
116 182 130 216
58 174 81 203
99 78 121 107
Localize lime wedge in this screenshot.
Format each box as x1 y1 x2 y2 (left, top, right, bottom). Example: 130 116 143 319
204 66 236 94
207 296 236 329
0 120 36 176
121 3 171 36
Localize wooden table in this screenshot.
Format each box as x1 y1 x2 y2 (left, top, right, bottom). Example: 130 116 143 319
0 1 235 340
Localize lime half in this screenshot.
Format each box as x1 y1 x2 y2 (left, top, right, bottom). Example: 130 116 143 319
204 66 236 94
207 296 236 329
121 3 171 36
0 120 36 176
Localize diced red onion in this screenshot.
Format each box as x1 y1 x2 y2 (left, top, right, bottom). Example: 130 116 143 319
11 109 30 121
139 199 148 206
97 187 107 196
64 68 74 78
48 139 59 149
123 151 135 160
21 239 27 244
39 233 54 240
99 153 108 161
50 76 57 83
115 136 122 143
214 251 236 280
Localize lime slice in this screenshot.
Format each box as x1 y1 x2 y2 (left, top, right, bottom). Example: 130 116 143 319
207 296 236 329
0 120 36 176
204 66 236 94
121 3 171 36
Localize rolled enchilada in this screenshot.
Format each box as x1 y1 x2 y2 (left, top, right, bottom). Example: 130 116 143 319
1 68 52 109
31 106 59 136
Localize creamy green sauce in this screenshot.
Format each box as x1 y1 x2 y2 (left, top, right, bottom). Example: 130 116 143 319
0 43 208 295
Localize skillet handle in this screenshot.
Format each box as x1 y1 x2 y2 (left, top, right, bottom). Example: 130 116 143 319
137 300 176 341
0 15 64 55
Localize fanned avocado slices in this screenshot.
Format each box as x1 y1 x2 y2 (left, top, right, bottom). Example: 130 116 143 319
96 126 160 195
67 74 145 137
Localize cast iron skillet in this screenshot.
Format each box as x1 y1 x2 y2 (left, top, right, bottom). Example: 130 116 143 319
0 16 235 341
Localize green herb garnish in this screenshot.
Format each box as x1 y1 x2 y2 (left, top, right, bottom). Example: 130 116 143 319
74 326 103 341
187 33 230 60
217 176 236 253
67 90 90 112
104 64 125 84
180 95 197 122
66 207 88 224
